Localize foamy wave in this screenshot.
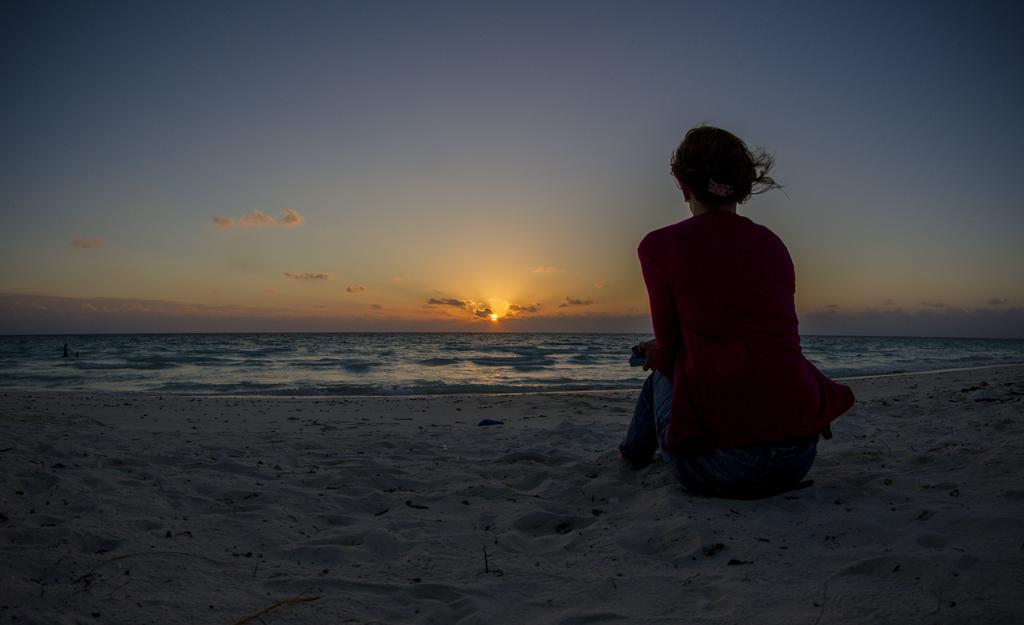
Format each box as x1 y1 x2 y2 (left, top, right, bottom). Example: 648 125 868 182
2 334 1022 396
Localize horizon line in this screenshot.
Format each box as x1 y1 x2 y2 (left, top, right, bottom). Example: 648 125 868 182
2 331 1023 341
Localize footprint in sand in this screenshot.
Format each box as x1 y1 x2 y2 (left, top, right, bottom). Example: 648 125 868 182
819 556 946 621
914 533 948 549
616 520 700 556
397 584 479 623
513 511 595 537
15 471 60 495
498 511 597 554
74 530 124 554
555 613 630 625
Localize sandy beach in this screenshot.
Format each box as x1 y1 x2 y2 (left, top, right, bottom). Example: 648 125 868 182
1 364 1023 624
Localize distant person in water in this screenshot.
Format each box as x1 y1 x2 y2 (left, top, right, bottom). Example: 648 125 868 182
621 125 855 498
63 340 69 358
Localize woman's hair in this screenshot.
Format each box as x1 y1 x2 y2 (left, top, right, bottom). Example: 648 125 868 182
670 125 779 206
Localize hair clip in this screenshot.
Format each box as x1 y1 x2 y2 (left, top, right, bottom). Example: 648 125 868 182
708 179 733 197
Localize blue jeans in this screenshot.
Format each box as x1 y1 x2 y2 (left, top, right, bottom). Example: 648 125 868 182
620 372 818 498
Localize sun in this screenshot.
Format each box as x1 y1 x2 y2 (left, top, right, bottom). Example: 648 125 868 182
490 313 499 322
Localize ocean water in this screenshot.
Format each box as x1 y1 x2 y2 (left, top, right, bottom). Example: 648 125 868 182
0 333 1022 396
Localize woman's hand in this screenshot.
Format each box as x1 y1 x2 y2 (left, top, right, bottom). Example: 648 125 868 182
633 340 658 371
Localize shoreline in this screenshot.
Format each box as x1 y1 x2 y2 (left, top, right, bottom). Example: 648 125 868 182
2 363 1022 623
2 362 1022 401
832 361 1024 381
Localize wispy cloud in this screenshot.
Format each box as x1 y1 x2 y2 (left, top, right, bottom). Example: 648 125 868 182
532 266 562 274
370 303 382 310
278 209 304 226
508 303 540 314
989 297 1010 306
593 281 607 289
473 306 493 319
346 285 367 293
284 272 333 280
920 301 946 308
427 297 467 308
559 296 594 308
71 236 105 250
213 209 305 229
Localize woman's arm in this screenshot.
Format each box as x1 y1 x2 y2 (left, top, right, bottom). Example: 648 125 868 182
638 241 683 377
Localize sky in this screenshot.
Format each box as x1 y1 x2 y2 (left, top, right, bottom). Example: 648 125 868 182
1 1 1023 336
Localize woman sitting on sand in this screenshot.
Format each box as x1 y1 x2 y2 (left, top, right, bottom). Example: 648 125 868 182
621 125 855 498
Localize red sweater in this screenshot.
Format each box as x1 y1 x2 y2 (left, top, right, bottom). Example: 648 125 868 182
639 211 854 454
